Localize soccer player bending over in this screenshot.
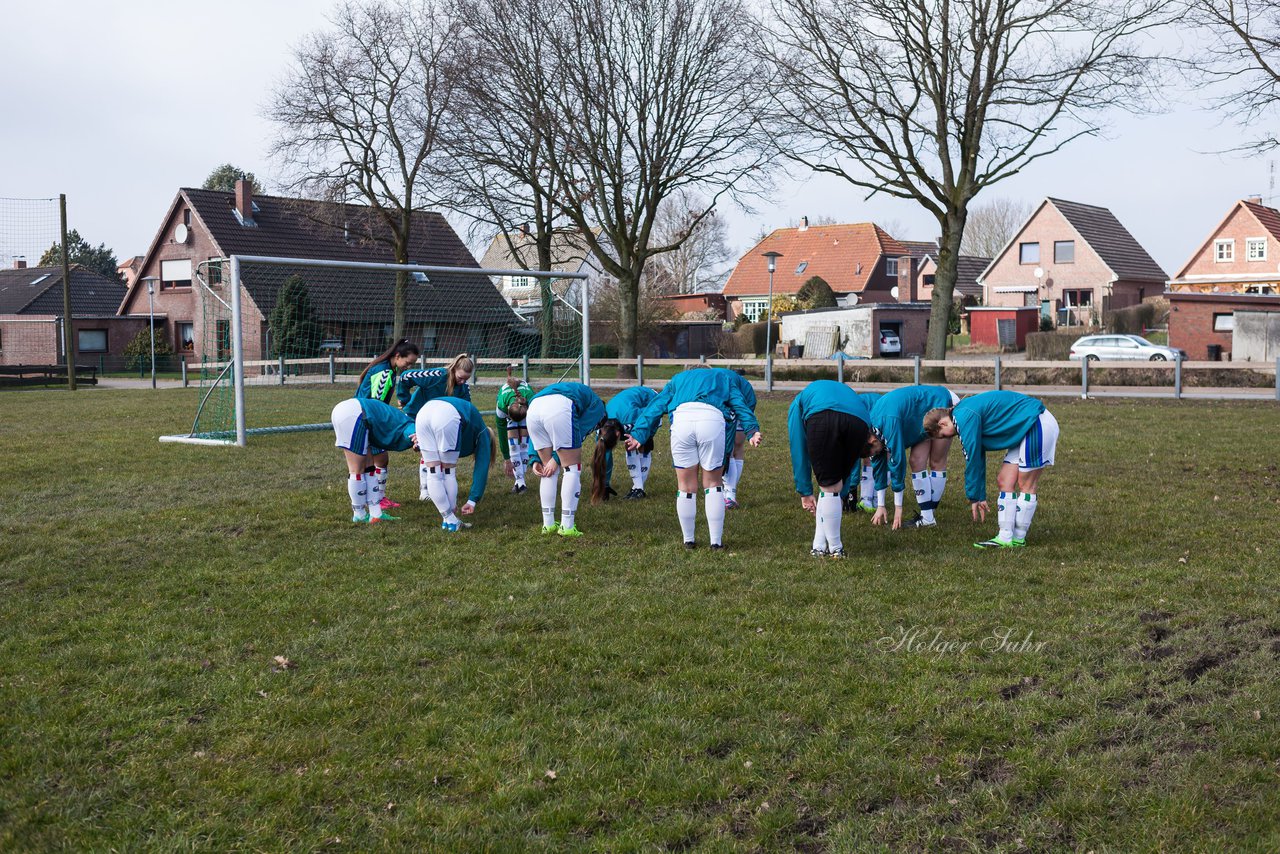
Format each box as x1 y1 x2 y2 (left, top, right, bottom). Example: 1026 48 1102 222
330 397 418 524
594 386 659 502
922 390 1060 549
626 367 761 550
414 397 498 532
354 339 420 511
495 366 536 494
787 380 883 559
526 382 607 538
717 368 757 509
868 384 960 530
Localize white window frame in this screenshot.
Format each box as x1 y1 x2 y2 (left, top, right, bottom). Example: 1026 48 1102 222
1214 239 1235 262
740 298 769 322
885 258 899 277
1246 237 1267 261
1213 313 1235 332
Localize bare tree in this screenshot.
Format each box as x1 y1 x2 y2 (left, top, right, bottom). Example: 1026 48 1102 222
961 198 1035 260
768 0 1166 363
646 193 734 295
539 0 777 370
1183 0 1280 152
267 0 462 339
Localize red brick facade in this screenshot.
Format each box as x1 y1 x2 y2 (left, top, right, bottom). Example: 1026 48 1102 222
1167 292 1280 360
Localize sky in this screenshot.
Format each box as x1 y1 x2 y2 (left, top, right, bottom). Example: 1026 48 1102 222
0 1 1271 279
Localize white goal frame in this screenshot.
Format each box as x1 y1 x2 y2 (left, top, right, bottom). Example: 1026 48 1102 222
159 254 590 447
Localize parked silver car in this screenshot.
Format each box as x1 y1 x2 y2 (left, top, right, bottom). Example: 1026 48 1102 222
879 329 902 356
1068 334 1186 362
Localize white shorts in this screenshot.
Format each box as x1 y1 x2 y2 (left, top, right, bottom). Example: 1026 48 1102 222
415 399 462 465
526 394 576 451
670 402 727 470
331 398 371 455
1003 410 1059 471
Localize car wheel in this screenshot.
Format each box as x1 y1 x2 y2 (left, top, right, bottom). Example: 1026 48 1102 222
1149 354 1166 361
1086 355 1099 362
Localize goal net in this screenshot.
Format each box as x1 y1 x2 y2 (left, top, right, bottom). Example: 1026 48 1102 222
160 255 589 446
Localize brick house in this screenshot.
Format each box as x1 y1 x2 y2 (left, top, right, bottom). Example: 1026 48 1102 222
1166 197 1280 360
117 181 508 362
979 198 1167 326
0 261 138 366
477 227 595 312
722 220 908 322
914 252 990 304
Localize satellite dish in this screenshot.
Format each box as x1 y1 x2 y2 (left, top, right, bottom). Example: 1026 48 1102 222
1033 266 1044 279
890 286 899 300
848 292 859 306
174 223 189 244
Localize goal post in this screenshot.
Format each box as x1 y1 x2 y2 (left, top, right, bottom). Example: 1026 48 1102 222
159 254 590 447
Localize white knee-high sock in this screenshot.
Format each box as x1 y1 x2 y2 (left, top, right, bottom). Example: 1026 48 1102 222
812 505 827 551
1014 493 1038 540
704 486 726 545
375 466 388 501
443 466 458 517
911 471 928 515
635 453 652 490
560 463 581 529
365 470 384 519
860 464 875 504
930 470 947 507
676 491 697 542
626 451 642 489
724 458 744 498
919 470 937 524
539 466 558 527
419 459 430 501
818 491 843 551
997 491 1015 542
509 439 525 486
426 466 452 521
348 474 367 516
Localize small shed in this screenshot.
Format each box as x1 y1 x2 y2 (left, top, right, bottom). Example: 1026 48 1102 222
778 302 930 358
968 306 1039 351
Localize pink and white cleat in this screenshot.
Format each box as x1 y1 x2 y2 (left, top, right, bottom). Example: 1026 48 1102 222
379 497 401 510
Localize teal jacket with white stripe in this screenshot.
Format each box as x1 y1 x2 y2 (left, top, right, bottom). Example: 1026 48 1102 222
425 397 492 505
786 381 870 496
628 369 760 447
531 382 607 448
952 390 1047 502
355 398 417 452
395 367 471 418
870 385 956 493
601 386 659 485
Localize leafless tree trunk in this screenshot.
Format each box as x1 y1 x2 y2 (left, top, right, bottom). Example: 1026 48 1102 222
267 0 462 341
1182 0 1280 153
534 0 777 374
768 0 1167 368
961 198 1036 262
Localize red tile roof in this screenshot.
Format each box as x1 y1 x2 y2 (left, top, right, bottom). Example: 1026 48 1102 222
1242 199 1280 241
722 223 905 296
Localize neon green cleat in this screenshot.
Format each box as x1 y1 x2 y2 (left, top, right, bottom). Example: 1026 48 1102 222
973 538 1015 549
369 513 399 523
1011 538 1026 548
352 513 370 524
558 526 584 538
541 523 560 535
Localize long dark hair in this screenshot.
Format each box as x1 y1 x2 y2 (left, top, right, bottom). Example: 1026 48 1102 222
591 418 625 504
360 339 419 384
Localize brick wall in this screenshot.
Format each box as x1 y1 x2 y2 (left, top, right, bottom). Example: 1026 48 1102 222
1175 203 1280 279
1168 293 1280 360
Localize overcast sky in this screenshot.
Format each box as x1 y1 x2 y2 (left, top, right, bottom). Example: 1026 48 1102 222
0 1 1270 278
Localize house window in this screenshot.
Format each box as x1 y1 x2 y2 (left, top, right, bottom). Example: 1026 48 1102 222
1019 242 1040 264
1213 313 1234 332
1062 289 1093 306
216 320 231 359
78 329 108 353
794 261 808 275
1215 239 1234 262
509 275 535 291
1054 240 1075 263
923 274 935 286
1244 284 1276 294
177 322 195 351
421 324 438 354
1247 238 1267 261
183 209 192 226
161 259 193 289
740 298 769 322
1024 292 1039 307
885 258 899 277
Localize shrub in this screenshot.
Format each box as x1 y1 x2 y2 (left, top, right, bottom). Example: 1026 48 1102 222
1106 297 1169 335
589 343 619 359
1025 331 1079 360
122 327 174 371
749 321 781 355
796 276 837 309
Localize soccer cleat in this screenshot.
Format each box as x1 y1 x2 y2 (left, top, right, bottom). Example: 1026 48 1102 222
685 541 698 550
973 538 1015 550
624 488 647 500
828 547 846 559
1011 538 1026 548
558 526 584 538
724 496 739 510
419 489 430 502
373 512 399 522
541 523 560 535
352 512 370 524
906 514 937 529
810 547 827 558
857 500 876 513
441 521 461 533
710 544 724 551
605 486 618 501
379 498 401 509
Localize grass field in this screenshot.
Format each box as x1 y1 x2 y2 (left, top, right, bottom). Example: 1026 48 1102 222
2 387 1279 851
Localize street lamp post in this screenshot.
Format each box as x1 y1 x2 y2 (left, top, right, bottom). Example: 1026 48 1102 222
762 251 782 392
142 276 158 389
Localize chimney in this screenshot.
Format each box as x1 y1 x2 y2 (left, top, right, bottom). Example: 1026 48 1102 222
235 178 255 225
1247 195 1263 204
13 258 26 269
798 216 809 231
519 222 531 236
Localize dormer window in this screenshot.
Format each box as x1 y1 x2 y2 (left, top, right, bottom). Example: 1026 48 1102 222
1246 238 1267 261
885 258 898 276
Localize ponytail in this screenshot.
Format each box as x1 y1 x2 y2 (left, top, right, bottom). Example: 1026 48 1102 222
590 418 624 504
446 353 475 396
360 338 419 384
